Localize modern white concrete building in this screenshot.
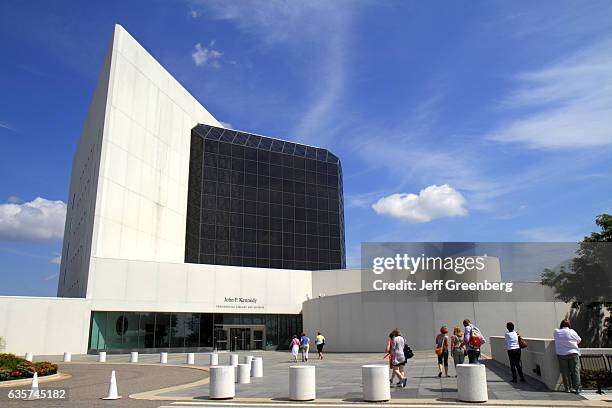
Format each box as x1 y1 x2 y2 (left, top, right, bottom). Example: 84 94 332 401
0 25 570 356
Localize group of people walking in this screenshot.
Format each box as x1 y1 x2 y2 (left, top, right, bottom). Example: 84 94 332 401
290 331 325 362
434 318 583 393
433 319 486 378
290 318 583 394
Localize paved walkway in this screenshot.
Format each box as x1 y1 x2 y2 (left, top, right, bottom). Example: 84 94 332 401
152 351 592 404
2 351 609 406
0 363 206 408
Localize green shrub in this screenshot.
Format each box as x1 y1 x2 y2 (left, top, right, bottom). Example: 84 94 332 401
0 353 57 381
581 369 612 390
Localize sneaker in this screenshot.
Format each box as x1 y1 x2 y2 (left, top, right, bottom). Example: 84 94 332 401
438 372 442 378
574 388 582 395
402 378 407 388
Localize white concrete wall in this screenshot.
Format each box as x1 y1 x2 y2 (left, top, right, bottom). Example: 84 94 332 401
88 257 312 314
0 297 91 355
303 291 570 353
57 29 115 298
93 24 221 270
311 268 362 297
59 24 222 298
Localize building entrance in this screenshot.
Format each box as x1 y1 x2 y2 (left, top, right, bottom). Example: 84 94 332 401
214 324 266 351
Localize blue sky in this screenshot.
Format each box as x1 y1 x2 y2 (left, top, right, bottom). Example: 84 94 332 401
1 0 611 296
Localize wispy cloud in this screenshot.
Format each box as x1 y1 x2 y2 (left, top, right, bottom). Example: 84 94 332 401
50 255 61 265
43 272 59 281
0 197 66 240
518 226 584 242
0 121 16 132
186 0 357 147
192 42 223 68
488 39 612 149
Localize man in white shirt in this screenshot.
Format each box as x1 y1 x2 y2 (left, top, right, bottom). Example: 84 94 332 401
553 319 582 393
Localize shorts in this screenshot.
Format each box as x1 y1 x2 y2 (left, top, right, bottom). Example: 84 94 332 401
316 344 324 352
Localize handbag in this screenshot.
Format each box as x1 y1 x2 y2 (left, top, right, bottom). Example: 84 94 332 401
435 345 443 355
518 334 528 349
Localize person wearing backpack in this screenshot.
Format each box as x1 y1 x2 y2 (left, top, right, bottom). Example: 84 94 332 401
435 326 450 377
299 332 311 362
390 328 408 388
462 319 485 364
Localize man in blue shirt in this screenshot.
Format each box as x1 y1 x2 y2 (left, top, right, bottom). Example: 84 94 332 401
299 332 311 362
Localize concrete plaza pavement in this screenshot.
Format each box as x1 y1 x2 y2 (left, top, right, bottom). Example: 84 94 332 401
1 351 609 406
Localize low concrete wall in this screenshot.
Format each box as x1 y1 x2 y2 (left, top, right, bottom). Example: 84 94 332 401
0 296 92 355
490 336 612 390
490 336 561 390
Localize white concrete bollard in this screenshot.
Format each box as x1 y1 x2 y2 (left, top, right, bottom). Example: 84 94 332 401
28 372 40 400
186 352 195 365
101 369 122 400
229 354 238 367
24 352 33 362
210 353 218 366
289 365 316 401
130 352 138 363
457 364 488 403
98 352 107 362
362 365 390 402
251 356 263 377
237 363 251 384
63 352 72 362
243 355 253 366
209 366 235 399
160 352 168 364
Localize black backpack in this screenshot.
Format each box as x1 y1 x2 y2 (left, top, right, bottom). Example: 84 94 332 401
403 344 414 360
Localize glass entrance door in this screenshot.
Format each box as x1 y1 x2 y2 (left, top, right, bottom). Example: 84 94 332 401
221 325 266 351
253 329 264 350
230 327 251 351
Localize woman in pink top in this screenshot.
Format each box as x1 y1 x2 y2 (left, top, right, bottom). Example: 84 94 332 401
290 334 300 363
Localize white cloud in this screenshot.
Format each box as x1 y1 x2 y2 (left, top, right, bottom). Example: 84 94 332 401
372 184 468 223
191 42 223 68
488 40 612 149
0 197 66 240
219 121 233 129
43 272 59 281
188 8 201 18
7 196 21 204
50 255 61 265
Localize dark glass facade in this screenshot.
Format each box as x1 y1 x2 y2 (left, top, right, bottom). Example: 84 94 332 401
89 311 302 352
185 124 346 270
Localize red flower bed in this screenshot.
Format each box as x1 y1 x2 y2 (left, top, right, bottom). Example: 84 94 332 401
0 354 58 381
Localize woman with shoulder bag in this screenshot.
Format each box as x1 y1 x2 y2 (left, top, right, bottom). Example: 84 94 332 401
435 326 450 378
505 322 526 382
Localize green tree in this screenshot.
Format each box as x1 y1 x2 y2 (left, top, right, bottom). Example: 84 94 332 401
542 214 612 347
